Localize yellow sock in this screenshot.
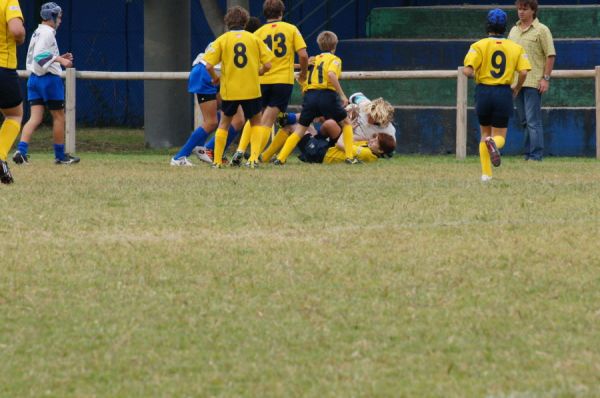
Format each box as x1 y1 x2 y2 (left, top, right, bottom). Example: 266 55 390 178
493 135 505 149
479 141 492 177
0 119 21 161
262 129 289 162
259 126 273 154
341 124 354 159
277 133 302 163
236 121 252 153
249 125 268 162
213 128 228 165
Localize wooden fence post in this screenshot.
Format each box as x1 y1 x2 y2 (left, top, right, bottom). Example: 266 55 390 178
65 68 77 154
456 67 467 160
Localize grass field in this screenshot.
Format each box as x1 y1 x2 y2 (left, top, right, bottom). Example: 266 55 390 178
1 128 600 397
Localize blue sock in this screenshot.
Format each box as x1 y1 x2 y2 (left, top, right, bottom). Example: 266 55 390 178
205 136 215 150
18 141 28 156
54 144 65 161
174 127 209 159
205 126 238 151
287 113 297 125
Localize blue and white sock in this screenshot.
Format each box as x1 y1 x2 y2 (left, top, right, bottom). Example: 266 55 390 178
174 127 209 160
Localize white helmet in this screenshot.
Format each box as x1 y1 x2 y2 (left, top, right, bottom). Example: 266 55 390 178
40 2 62 23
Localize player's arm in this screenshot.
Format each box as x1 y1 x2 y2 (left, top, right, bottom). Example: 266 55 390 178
205 62 220 85
513 69 527 97
462 66 474 78
8 17 25 45
328 72 347 106
258 62 272 76
296 48 308 83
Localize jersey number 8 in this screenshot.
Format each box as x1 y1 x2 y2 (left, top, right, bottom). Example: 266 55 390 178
233 43 248 68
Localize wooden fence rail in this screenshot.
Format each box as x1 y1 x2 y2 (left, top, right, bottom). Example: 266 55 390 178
17 68 600 158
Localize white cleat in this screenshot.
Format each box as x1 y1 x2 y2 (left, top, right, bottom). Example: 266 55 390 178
170 156 194 166
192 146 213 163
481 175 493 182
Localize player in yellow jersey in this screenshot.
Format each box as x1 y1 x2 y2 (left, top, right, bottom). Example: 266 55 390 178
203 6 273 168
274 30 357 165
0 0 24 184
463 8 530 182
230 0 308 168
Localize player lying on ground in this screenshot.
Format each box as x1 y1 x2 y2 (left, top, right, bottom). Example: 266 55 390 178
262 93 396 163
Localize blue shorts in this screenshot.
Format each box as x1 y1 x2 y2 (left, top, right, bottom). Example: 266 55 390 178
299 89 347 127
27 73 64 109
260 84 293 112
188 63 218 95
475 84 513 128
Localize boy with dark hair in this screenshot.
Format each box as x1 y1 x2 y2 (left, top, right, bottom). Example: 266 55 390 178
463 8 530 181
13 2 78 166
274 30 357 165
203 6 273 168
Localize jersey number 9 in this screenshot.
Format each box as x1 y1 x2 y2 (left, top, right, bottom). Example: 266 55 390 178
233 43 248 68
490 50 506 79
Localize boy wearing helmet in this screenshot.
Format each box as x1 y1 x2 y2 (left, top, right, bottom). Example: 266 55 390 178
463 8 530 182
13 2 79 165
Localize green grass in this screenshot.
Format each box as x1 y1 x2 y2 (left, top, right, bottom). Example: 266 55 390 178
2 133 600 396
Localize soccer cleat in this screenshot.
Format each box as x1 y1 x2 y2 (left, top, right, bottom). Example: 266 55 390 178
55 154 80 165
0 160 14 184
481 175 493 182
170 156 194 166
345 157 361 165
485 137 501 167
231 150 244 167
211 162 224 169
192 146 213 163
12 150 29 165
245 160 259 169
272 159 284 166
276 112 289 128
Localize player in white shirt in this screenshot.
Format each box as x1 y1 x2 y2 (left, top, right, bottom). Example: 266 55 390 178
13 2 78 165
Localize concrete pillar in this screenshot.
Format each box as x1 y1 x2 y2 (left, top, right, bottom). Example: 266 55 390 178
144 0 191 148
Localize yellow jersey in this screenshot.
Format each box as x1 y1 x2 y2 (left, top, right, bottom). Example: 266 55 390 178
254 21 306 85
203 29 274 100
0 0 23 69
463 37 531 85
323 141 378 164
306 52 342 91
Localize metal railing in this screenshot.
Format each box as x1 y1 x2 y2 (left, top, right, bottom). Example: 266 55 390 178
18 67 600 159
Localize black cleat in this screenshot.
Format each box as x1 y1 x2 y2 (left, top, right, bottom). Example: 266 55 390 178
55 154 80 165
0 160 14 184
231 150 244 167
272 159 284 166
485 138 501 167
12 150 29 165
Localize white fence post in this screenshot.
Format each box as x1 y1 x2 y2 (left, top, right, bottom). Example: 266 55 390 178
65 68 76 154
596 66 600 159
456 67 467 160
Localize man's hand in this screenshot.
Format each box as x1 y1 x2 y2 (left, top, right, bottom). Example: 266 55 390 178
538 79 549 94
